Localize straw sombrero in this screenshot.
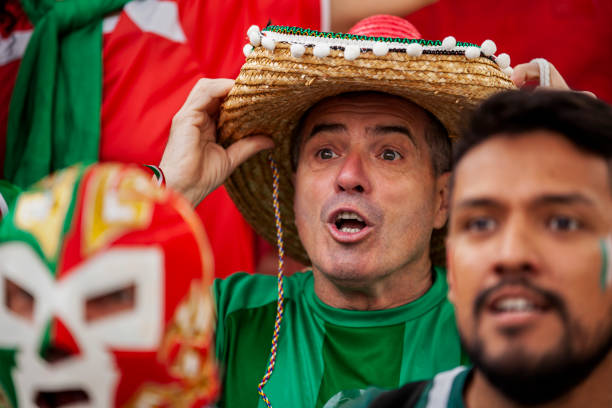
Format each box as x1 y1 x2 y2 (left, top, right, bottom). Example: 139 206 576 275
219 16 516 266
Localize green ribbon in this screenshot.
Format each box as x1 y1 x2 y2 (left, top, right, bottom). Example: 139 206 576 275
5 0 130 188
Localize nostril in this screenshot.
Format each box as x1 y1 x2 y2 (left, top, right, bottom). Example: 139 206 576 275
354 185 364 193
41 345 75 364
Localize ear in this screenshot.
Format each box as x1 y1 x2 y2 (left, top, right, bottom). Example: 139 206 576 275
433 172 451 229
446 241 457 304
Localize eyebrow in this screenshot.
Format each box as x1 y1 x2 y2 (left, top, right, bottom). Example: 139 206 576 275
307 123 346 140
371 125 416 147
305 123 416 146
455 193 596 210
455 198 500 210
532 193 595 207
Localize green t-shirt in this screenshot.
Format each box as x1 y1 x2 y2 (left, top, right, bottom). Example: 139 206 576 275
214 267 468 408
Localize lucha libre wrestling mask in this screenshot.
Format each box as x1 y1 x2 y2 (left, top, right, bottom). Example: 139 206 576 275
0 163 219 407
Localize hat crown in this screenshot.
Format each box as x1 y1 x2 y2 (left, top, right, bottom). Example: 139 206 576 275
347 14 422 39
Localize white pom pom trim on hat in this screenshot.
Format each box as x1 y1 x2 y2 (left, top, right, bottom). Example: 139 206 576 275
464 46 480 59
502 66 514 77
248 27 513 73
290 43 306 58
480 39 496 56
243 43 254 57
261 36 276 51
406 42 423 57
344 44 360 60
372 42 389 56
496 53 511 69
313 43 331 58
247 25 260 38
442 36 456 51
248 30 261 47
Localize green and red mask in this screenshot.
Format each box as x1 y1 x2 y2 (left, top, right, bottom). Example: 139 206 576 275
0 163 219 407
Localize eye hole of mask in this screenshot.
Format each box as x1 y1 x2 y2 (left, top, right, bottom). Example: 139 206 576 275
5 278 35 322
85 284 136 323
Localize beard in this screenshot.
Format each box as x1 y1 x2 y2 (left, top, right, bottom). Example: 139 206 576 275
461 279 612 405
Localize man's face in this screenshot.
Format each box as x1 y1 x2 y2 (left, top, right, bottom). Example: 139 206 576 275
447 131 612 403
293 93 448 286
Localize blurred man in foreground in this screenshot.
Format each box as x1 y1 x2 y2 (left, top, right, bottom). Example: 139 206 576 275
360 90 612 407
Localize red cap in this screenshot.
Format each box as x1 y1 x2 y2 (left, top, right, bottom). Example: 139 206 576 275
348 14 422 39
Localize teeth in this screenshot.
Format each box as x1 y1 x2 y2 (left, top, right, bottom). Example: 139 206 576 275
497 298 535 312
340 227 361 233
336 212 364 222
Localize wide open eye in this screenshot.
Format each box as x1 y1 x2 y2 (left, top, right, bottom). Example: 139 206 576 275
85 284 135 323
316 148 338 160
5 278 35 321
380 149 402 161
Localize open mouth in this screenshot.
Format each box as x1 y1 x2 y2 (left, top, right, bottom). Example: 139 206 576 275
35 389 90 408
490 296 549 314
483 287 553 329
333 211 368 233
326 209 373 243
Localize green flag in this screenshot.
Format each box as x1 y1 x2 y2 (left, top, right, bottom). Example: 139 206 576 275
5 0 130 187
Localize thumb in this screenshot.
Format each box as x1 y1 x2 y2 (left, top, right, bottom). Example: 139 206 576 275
510 63 532 87
226 136 275 172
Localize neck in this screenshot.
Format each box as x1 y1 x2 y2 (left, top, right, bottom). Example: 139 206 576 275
465 351 612 408
312 256 434 310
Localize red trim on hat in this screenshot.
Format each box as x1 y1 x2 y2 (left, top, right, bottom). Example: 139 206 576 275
348 14 422 39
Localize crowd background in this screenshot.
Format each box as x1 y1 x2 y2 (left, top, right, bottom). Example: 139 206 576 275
1 0 610 278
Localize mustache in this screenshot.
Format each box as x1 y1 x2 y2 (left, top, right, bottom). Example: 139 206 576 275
320 193 384 225
473 277 568 321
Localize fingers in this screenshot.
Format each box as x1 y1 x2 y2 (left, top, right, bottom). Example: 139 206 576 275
510 62 539 88
170 78 234 140
179 78 234 116
511 60 569 90
226 136 275 172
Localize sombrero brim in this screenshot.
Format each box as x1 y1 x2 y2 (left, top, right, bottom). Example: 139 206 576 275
219 41 515 266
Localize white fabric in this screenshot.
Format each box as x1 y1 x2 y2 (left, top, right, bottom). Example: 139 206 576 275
0 30 32 66
124 0 187 43
425 366 468 408
0 192 8 218
102 13 121 34
531 58 551 87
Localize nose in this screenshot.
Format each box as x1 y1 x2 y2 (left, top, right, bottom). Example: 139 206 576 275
493 216 539 276
335 151 371 194
39 316 81 364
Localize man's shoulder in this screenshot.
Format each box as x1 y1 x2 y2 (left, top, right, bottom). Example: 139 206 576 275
368 380 430 408
369 366 470 408
322 381 430 408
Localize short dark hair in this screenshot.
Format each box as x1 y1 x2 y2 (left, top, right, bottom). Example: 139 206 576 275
290 92 451 175
453 90 612 189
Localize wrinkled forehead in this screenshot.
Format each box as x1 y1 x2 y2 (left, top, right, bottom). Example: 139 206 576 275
301 92 431 134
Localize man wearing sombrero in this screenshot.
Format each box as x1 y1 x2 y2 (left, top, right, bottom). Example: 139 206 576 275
159 15 577 408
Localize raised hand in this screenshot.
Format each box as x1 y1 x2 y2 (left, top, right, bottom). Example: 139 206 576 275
160 78 274 206
511 60 596 98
